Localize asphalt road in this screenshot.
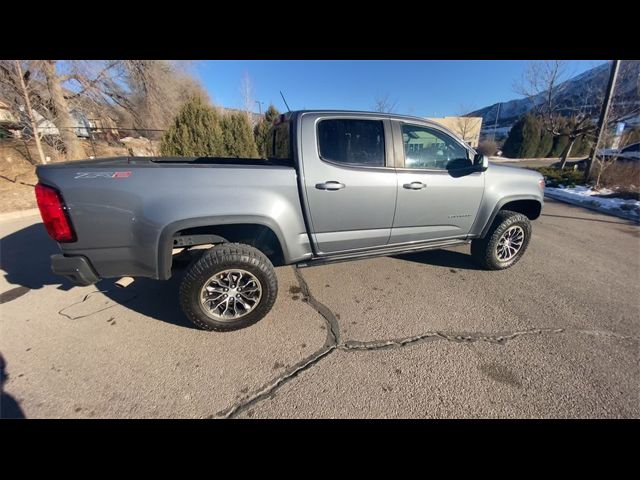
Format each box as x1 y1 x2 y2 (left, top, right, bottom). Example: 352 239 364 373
1 198 638 418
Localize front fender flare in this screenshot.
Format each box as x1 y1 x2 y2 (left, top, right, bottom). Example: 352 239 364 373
474 195 543 239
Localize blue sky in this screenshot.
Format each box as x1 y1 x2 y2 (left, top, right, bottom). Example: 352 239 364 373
196 60 606 117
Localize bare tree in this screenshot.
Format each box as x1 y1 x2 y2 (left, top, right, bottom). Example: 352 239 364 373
118 60 209 135
372 94 397 113
0 60 47 164
2 60 209 162
239 71 255 121
515 60 638 170
4 60 123 161
450 105 482 146
40 60 86 160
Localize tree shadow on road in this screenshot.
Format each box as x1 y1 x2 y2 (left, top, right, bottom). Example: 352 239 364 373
393 248 484 271
1 223 196 330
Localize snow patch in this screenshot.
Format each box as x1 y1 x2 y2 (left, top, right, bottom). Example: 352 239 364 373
545 186 640 221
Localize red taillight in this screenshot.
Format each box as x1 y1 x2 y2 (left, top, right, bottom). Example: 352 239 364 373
35 183 76 242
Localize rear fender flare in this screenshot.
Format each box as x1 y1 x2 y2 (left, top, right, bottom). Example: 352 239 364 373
157 215 289 280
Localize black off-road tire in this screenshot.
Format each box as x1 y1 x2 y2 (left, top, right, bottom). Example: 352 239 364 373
179 243 278 331
471 210 532 270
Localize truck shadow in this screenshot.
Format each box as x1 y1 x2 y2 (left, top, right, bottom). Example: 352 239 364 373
2 223 483 328
1 222 75 291
394 249 484 270
1 223 194 329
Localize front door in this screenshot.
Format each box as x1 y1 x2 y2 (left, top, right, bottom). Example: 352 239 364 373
299 114 397 254
389 121 484 244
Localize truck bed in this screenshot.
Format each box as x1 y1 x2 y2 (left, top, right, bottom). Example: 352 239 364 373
36 156 311 280
41 156 294 168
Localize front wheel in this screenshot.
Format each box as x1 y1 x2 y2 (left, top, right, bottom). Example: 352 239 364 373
179 243 278 331
471 210 532 270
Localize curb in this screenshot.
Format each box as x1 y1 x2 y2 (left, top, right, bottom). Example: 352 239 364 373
0 208 40 223
544 192 640 224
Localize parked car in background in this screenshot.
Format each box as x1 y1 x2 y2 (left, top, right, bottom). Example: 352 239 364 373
616 142 640 162
598 142 640 163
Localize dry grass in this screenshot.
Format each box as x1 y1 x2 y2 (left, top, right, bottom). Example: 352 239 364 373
0 137 158 213
593 161 640 199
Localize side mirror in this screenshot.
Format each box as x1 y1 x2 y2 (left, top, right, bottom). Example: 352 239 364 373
473 153 489 171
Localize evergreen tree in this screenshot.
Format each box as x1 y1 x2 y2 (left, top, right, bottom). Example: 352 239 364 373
522 114 541 158
501 117 524 158
220 111 259 158
253 104 280 157
160 97 224 157
535 122 554 158
549 134 569 158
571 135 592 157
502 114 540 158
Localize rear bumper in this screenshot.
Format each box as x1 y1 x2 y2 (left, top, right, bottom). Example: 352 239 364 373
51 254 100 286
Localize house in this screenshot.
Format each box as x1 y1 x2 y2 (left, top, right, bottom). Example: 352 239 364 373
1 96 118 140
426 116 483 148
0 100 20 131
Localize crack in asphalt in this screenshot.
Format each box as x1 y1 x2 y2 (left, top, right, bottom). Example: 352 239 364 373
293 267 339 346
340 328 566 351
216 267 567 418
55 274 632 418
58 289 138 320
216 268 341 418
575 329 638 342
216 345 337 419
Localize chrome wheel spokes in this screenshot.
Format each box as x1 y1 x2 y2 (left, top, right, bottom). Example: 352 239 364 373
200 269 262 321
496 226 525 262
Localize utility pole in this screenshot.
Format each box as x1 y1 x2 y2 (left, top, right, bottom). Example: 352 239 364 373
584 60 620 181
255 101 264 115
491 103 501 143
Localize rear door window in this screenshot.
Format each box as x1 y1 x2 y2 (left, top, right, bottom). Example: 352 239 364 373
317 119 385 167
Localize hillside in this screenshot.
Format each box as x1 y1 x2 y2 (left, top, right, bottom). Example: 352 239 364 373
470 61 640 135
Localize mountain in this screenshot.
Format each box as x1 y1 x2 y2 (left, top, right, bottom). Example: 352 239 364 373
470 61 640 136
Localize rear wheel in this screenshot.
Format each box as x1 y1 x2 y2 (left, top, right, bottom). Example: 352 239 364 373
471 210 532 270
179 243 278 331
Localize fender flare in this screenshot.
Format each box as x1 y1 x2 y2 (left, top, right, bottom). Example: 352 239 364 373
156 215 290 280
476 195 543 239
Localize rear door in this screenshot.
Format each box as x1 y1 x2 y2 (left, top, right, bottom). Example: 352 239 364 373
389 120 484 244
298 113 397 254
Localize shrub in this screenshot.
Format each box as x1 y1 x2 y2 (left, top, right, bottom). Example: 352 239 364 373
220 111 259 158
253 104 280 157
502 114 540 158
535 128 553 158
592 161 640 193
532 167 585 188
548 134 569 158
160 97 224 157
571 134 593 157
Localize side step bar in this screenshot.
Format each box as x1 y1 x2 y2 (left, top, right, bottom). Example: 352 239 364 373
296 239 470 268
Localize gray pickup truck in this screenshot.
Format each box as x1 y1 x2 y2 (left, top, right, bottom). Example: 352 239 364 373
36 110 544 331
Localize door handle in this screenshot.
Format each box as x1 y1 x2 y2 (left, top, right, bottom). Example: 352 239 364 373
403 181 426 190
315 181 345 191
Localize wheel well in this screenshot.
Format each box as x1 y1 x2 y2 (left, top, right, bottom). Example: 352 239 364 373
500 200 541 220
173 223 285 266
